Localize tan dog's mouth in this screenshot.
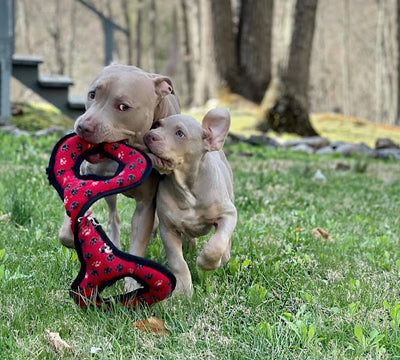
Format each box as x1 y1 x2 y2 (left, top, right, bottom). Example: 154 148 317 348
86 153 107 164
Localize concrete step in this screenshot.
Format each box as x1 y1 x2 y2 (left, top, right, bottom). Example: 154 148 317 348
11 54 85 120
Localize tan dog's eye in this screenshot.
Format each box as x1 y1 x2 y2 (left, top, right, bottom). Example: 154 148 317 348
118 104 130 111
88 91 95 100
176 129 185 138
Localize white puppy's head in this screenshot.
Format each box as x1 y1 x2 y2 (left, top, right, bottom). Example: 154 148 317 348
144 108 230 172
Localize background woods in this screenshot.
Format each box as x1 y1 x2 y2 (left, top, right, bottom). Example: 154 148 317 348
12 0 400 131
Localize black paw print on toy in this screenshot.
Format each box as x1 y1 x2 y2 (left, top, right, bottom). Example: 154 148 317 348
104 267 112 274
62 144 70 151
115 263 123 272
129 150 137 156
70 201 79 210
76 143 83 151
57 169 65 176
106 254 115 262
84 252 92 259
129 164 136 170
84 189 93 197
90 269 99 276
71 188 78 196
79 181 86 187
136 263 144 269
116 178 124 186
137 158 144 164
71 152 77 160
128 175 136 182
89 237 97 245
111 144 119 150
144 273 153 280
87 282 95 289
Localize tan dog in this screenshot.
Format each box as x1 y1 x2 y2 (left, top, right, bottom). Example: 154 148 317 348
144 108 237 295
58 65 180 274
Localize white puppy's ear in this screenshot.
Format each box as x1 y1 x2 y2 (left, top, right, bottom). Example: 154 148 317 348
154 77 175 96
202 108 231 151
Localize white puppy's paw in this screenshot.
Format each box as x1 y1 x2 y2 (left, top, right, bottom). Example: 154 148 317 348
196 250 222 271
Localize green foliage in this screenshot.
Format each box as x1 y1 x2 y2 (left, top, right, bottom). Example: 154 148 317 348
11 102 74 131
0 132 400 359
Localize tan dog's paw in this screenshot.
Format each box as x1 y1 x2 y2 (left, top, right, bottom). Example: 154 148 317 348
124 277 141 293
174 281 193 297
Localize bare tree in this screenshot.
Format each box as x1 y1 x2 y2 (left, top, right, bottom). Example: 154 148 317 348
149 0 157 72
258 0 318 136
193 0 273 105
179 0 194 105
122 0 133 65
136 0 143 67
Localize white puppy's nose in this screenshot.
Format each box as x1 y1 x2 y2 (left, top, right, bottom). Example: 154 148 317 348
144 132 160 144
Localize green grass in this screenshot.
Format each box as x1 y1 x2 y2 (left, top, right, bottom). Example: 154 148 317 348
0 131 400 359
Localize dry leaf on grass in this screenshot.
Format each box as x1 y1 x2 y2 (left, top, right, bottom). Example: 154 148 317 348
132 316 169 335
311 227 334 242
45 329 72 353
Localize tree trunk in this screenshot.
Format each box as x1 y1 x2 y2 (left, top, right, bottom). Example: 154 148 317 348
193 0 219 105
136 0 143 67
149 0 157 72
179 0 194 106
122 0 133 65
237 0 274 102
395 0 400 125
258 0 319 136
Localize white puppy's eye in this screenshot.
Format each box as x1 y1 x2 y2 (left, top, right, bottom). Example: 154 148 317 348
176 129 185 138
118 104 129 111
88 91 95 100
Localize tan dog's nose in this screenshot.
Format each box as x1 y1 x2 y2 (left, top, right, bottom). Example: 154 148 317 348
77 117 96 136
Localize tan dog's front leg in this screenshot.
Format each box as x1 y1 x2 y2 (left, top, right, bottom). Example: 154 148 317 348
159 222 193 296
59 212 74 248
196 208 237 271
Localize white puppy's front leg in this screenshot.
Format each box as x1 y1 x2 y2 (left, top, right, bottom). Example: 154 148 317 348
159 222 193 296
196 206 237 271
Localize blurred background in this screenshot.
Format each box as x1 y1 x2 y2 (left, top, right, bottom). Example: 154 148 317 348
8 0 400 135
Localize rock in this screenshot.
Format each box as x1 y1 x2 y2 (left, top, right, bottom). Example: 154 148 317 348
375 138 399 149
313 169 327 181
315 146 336 155
0 125 18 133
35 126 67 136
227 132 247 143
247 134 281 147
335 162 351 171
335 143 363 156
374 148 400 160
283 136 330 150
290 143 314 154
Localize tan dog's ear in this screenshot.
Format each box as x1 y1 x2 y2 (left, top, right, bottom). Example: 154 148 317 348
154 77 175 96
202 108 231 151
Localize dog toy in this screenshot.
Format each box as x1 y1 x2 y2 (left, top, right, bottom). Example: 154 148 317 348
46 133 176 309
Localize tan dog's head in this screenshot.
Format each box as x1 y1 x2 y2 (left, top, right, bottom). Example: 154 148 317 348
74 64 179 146
144 108 230 173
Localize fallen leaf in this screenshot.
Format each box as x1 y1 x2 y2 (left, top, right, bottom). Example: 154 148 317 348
45 329 72 352
132 316 169 335
311 227 334 242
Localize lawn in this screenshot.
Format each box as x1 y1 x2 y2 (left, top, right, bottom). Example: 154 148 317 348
0 129 399 359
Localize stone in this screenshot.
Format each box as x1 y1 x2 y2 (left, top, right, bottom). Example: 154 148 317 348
290 143 314 154
247 134 281 147
375 138 399 149
374 148 400 160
